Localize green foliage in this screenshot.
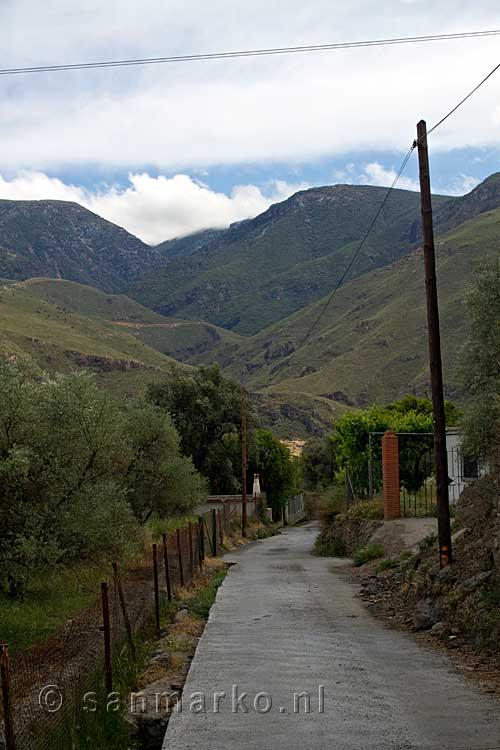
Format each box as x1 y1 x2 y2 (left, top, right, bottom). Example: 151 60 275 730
330 396 458 499
0 358 204 599
353 543 385 567
315 535 346 557
345 500 384 521
461 258 500 458
376 558 398 573
147 365 247 493
301 435 337 490
186 569 227 619
251 429 300 518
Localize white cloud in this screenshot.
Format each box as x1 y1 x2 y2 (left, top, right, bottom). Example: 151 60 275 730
358 162 420 191
0 171 309 244
0 2 499 171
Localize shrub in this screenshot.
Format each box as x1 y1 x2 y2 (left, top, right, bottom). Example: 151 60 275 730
345 500 384 521
376 557 398 573
315 535 346 557
353 543 385 567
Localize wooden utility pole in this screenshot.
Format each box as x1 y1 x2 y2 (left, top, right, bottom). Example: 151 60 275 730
416 119 452 567
241 384 248 537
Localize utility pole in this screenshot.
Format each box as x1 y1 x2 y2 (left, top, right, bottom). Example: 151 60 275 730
416 119 452 567
241 384 247 537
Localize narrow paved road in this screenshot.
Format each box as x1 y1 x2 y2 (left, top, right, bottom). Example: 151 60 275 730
164 524 500 750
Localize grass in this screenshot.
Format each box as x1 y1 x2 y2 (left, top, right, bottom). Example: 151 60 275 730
376 557 398 573
0 563 110 656
353 543 385 567
184 568 227 619
1 513 197 656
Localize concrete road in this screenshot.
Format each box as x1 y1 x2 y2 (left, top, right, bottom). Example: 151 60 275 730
163 523 500 750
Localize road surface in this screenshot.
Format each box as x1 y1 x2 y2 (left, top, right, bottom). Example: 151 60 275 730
163 523 500 749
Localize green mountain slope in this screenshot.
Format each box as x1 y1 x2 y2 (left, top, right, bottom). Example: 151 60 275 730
130 185 454 334
210 206 500 411
0 278 188 398
0 200 162 292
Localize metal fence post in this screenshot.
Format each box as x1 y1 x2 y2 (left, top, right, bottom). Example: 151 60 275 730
218 508 224 546
198 516 205 565
176 527 185 587
152 544 161 636
162 533 172 601
0 643 17 750
212 508 218 556
112 562 135 657
100 582 113 693
188 522 194 581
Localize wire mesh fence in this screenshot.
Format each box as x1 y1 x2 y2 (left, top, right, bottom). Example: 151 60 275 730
0 509 232 750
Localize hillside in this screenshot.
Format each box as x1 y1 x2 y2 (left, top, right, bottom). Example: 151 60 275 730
206 206 500 411
130 185 454 334
0 200 162 292
0 278 187 399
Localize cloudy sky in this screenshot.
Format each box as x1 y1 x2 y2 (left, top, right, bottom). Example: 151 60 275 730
0 0 499 243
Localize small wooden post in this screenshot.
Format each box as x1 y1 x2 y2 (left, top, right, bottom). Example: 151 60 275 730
0 643 17 750
212 508 218 557
112 563 135 657
188 522 194 581
176 527 184 587
162 533 172 602
152 544 161 636
198 516 205 565
101 582 113 693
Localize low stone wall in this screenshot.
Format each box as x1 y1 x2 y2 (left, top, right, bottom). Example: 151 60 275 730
315 506 383 556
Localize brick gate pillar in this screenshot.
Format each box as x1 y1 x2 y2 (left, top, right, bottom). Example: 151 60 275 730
382 430 400 520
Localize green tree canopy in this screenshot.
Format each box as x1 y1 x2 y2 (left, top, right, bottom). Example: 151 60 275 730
147 365 251 493
461 259 500 458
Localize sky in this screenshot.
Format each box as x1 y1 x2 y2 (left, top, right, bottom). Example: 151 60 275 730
0 1 499 244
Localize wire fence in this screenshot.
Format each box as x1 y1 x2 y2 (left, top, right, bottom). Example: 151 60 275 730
0 508 233 750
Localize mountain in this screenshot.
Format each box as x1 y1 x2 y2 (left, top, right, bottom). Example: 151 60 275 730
129 185 455 334
0 278 187 399
195 205 500 421
0 200 162 292
156 228 227 261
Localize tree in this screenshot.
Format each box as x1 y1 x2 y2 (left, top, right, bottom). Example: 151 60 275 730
147 365 251 492
252 430 299 519
0 359 206 599
331 396 459 498
301 436 337 490
461 259 500 459
122 400 206 522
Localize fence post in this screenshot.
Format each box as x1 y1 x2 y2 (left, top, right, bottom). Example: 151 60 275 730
0 643 17 750
152 544 161 636
162 533 172 602
212 508 218 556
112 563 135 657
218 508 224 547
382 430 401 519
176 527 185 587
100 582 113 693
198 516 205 565
188 522 194 581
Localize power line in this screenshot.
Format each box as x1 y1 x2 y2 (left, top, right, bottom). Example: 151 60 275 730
298 56 500 349
0 29 499 76
300 146 416 347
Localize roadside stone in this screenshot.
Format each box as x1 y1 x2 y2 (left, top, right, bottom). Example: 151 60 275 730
451 527 469 544
413 598 438 631
174 608 189 623
430 621 447 638
150 652 171 668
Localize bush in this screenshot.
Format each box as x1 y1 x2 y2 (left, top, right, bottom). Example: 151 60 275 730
353 543 385 567
345 500 384 521
315 535 346 557
376 557 398 573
